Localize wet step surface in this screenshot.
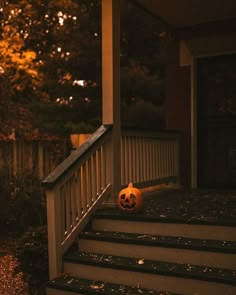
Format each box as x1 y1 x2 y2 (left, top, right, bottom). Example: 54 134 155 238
95 189 236 226
64 251 236 286
47 275 181 295
145 189 236 225
79 230 236 253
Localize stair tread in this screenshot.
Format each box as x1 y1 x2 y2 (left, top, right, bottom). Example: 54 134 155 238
94 207 236 226
79 230 236 253
64 250 236 285
47 275 181 295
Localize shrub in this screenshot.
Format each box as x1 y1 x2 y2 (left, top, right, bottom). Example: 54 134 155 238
16 226 48 295
0 169 47 232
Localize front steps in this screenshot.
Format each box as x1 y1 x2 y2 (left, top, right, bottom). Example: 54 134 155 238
78 231 236 269
93 208 236 241
47 207 236 295
47 276 179 295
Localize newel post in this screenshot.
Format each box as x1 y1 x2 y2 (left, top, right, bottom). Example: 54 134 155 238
46 186 63 279
102 0 121 201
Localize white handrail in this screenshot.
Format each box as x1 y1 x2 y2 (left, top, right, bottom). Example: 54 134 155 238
42 125 112 278
43 126 180 279
121 129 180 188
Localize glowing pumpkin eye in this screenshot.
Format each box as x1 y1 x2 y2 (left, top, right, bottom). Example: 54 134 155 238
130 194 136 200
120 194 126 199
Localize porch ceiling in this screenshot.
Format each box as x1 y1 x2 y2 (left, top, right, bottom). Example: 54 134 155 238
134 0 236 28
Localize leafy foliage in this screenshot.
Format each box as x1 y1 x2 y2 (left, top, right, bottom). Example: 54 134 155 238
0 253 29 294
123 99 165 129
0 170 46 231
0 0 165 136
16 226 48 295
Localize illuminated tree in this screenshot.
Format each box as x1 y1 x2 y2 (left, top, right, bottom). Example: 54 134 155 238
0 0 102 135
0 0 164 136
0 5 44 135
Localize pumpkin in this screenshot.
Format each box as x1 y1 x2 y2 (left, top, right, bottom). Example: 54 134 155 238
118 183 144 213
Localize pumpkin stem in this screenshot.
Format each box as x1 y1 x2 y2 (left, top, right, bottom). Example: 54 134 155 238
128 182 133 188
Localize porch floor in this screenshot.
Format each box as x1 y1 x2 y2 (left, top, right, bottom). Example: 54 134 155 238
100 189 236 226
144 189 236 226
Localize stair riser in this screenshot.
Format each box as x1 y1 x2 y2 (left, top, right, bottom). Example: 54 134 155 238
79 239 236 269
64 262 236 295
93 218 236 241
47 289 83 295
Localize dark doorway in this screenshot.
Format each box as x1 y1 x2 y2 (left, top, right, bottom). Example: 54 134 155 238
197 54 236 188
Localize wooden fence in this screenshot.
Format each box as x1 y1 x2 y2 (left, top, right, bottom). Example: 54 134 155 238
0 139 70 179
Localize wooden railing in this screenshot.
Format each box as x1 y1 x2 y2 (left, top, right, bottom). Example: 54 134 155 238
121 128 180 189
42 125 112 278
42 125 180 279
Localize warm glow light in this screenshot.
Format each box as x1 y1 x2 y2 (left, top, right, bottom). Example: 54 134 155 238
0 66 5 74
58 17 64 26
73 80 85 86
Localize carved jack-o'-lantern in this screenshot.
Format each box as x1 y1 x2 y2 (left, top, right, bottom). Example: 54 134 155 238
118 183 144 213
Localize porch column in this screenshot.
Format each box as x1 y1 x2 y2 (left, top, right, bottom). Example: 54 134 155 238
102 0 121 200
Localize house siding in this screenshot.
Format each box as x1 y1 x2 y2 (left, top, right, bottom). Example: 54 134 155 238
165 40 191 188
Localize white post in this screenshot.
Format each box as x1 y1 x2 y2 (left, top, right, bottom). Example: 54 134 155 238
46 187 63 279
190 57 197 189
102 0 121 201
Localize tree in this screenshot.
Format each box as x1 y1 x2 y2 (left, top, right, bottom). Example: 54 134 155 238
0 0 102 136
120 0 165 128
0 5 44 135
0 0 165 136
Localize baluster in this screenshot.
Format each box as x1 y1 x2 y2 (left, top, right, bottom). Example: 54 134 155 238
120 137 124 185
100 145 105 190
60 186 66 237
143 139 147 181
80 165 86 215
129 137 133 181
90 155 95 203
139 136 144 182
163 141 166 178
166 142 169 178
164 141 167 178
133 136 137 182
124 136 128 184
65 181 71 236
136 136 139 182
148 138 152 181
171 142 175 176
86 160 92 207
152 139 156 180
96 149 101 196
70 176 76 228
159 141 163 179
74 170 82 222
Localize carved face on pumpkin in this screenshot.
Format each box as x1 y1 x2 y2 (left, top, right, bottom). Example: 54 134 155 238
118 183 143 213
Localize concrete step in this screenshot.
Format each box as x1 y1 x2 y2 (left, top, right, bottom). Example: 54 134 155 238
47 275 181 295
63 250 236 295
92 210 236 241
78 230 236 269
